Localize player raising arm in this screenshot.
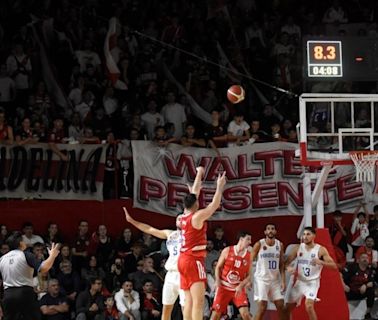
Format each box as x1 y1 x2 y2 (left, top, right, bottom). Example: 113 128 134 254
123 207 183 320
178 167 227 320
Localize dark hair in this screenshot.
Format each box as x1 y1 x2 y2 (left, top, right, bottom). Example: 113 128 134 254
264 223 276 230
333 210 342 216
357 212 366 218
89 277 102 285
184 193 197 209
304 226 316 234
365 236 374 242
374 205 378 212
142 279 153 286
6 231 23 250
237 231 251 240
22 222 33 229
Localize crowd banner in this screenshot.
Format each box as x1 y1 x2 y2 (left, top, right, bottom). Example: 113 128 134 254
132 141 370 220
0 143 106 201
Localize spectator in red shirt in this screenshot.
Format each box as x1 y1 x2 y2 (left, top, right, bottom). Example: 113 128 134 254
355 236 378 268
104 296 119 320
72 220 90 271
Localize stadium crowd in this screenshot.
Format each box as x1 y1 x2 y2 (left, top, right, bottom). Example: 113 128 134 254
1 0 378 318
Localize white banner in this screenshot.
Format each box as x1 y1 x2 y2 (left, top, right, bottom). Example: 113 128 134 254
132 141 374 220
0 143 106 200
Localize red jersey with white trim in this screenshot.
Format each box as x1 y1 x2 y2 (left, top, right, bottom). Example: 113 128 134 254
220 246 251 291
180 212 207 257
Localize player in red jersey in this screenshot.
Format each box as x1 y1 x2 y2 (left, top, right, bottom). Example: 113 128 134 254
178 167 226 320
210 231 253 320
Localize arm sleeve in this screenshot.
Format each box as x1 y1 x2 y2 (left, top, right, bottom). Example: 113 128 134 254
114 291 127 314
131 291 140 310
24 251 42 275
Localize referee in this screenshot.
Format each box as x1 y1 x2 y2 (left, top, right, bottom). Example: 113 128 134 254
0 231 60 320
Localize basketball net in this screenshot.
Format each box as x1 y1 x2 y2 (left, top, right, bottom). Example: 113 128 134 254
349 150 378 182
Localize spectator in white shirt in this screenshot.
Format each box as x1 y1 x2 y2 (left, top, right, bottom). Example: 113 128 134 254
103 87 119 117
6 43 32 91
351 211 370 253
75 40 101 73
22 222 45 248
68 76 86 106
322 0 348 24
141 99 164 140
227 113 250 147
75 91 95 121
115 280 141 320
161 91 187 139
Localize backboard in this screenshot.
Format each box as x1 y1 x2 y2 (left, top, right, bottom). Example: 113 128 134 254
298 93 378 167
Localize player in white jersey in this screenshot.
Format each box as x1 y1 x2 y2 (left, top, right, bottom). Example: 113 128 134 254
250 223 285 320
283 227 337 320
123 207 184 320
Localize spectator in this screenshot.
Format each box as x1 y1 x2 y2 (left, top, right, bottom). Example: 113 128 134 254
57 261 81 307
69 76 86 107
160 91 187 139
15 117 37 145
40 279 70 320
140 280 161 320
355 236 378 268
106 258 127 293
124 242 144 274
0 108 14 145
212 226 228 251
87 108 112 140
48 117 68 161
152 126 176 147
203 109 227 149
44 222 63 250
81 256 106 286
6 43 32 105
128 257 162 292
0 243 10 257
140 233 160 256
0 64 16 117
249 119 269 143
260 104 283 133
368 205 378 232
343 253 374 318
90 225 114 269
141 99 164 140
328 210 348 255
180 124 206 147
115 228 133 258
0 225 9 245
75 40 102 74
351 208 370 253
72 220 90 271
227 113 250 147
114 280 141 320
75 91 95 121
323 0 348 24
103 87 119 118
104 296 119 320
68 112 84 141
205 239 220 273
76 277 105 320
22 222 44 248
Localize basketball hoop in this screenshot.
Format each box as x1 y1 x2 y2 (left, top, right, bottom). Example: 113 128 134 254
349 150 378 182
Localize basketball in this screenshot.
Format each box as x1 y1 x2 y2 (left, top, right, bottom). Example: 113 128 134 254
227 85 245 104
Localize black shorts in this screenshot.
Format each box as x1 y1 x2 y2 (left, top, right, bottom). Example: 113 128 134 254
3 286 41 320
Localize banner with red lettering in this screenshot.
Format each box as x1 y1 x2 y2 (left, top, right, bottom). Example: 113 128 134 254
0 144 106 201
132 141 371 220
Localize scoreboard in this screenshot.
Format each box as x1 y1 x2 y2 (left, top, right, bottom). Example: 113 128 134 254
304 37 378 81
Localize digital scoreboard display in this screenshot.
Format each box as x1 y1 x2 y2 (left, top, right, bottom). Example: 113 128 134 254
306 40 343 77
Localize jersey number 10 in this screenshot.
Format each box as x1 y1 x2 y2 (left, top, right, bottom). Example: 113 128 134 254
268 260 277 270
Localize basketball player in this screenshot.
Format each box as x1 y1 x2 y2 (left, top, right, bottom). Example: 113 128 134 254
123 207 183 320
283 227 337 320
251 223 285 320
210 231 253 320
178 167 227 320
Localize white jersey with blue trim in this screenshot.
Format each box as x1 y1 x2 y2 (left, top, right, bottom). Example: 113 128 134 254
297 243 323 281
255 239 281 281
164 230 182 272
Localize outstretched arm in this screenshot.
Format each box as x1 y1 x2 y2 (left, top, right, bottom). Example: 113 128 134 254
192 172 226 229
123 207 171 240
188 166 205 197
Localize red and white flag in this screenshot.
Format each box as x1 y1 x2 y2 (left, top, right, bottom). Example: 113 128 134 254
104 17 127 90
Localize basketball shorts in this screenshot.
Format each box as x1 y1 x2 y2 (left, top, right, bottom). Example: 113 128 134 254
254 278 284 302
212 285 248 314
178 254 206 290
286 278 320 305
162 270 185 306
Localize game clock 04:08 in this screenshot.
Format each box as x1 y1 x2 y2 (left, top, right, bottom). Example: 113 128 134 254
307 40 343 77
